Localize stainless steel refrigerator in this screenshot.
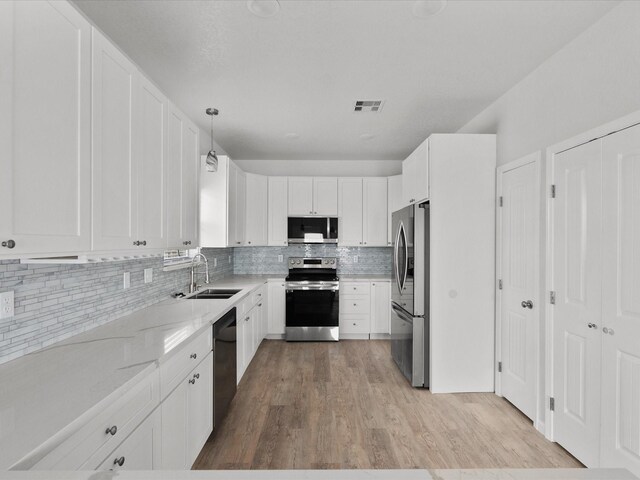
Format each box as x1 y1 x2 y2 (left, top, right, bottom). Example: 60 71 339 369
391 202 429 387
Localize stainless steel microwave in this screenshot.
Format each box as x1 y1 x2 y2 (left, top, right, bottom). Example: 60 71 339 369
287 217 338 244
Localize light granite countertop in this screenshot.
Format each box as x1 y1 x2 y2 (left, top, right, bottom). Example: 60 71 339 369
0 275 280 470
0 468 635 480
338 275 392 282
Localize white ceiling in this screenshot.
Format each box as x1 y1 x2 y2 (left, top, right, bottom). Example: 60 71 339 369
73 0 618 161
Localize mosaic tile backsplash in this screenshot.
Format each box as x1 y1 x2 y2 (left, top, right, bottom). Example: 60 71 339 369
233 245 392 275
0 248 233 365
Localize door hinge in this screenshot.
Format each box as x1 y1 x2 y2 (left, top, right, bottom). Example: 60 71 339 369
551 185 556 198
549 397 555 411
498 361 502 373
499 196 503 207
498 279 503 290
550 291 556 305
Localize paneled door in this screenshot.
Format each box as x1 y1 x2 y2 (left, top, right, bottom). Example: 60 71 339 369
313 177 338 215
0 1 91 256
552 140 603 467
497 155 539 420
600 123 640 477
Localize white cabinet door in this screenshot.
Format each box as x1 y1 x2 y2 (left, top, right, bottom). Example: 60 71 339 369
245 173 268 246
313 177 338 215
100 409 161 471
600 124 640 477
257 294 268 344
552 140 603 467
227 162 239 247
268 177 288 246
187 352 213 467
0 1 91 257
387 175 402 246
288 177 313 215
363 178 388 246
160 376 188 469
268 281 286 335
338 178 363 246
91 28 138 251
402 138 429 206
181 119 199 248
370 282 391 335
235 169 246 246
136 76 167 249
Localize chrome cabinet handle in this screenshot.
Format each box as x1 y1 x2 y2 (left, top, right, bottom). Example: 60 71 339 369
602 327 615 335
190 353 197 359
141 240 146 246
113 457 125 467
588 323 598 329
133 241 139 246
189 378 196 385
105 425 118 436
193 373 200 379
1 240 15 249
521 300 533 309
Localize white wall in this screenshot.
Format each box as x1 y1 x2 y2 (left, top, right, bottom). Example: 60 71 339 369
233 159 402 177
458 0 640 166
457 0 640 430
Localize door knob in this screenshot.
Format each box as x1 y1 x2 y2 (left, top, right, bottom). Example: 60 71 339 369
521 300 533 309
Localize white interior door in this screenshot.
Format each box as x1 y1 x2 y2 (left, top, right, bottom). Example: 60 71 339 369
600 123 640 477
498 157 539 420
552 139 603 467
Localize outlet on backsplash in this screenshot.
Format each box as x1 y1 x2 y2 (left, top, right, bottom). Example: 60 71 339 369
0 291 14 319
353 255 358 263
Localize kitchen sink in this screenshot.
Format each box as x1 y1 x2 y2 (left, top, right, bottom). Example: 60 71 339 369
188 289 241 300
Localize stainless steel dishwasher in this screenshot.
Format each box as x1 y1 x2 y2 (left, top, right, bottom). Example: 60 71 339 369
212 307 237 430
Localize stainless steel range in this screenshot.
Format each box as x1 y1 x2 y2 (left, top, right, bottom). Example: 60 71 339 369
285 257 339 341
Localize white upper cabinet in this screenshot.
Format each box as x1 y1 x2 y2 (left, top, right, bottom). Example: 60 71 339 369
245 173 268 246
362 178 388 247
137 76 167 250
167 103 199 248
235 168 246 246
387 175 403 246
338 178 363 246
287 177 314 215
227 161 246 246
288 177 337 216
312 177 338 215
91 28 138 251
0 1 91 257
402 138 429 206
268 177 288 246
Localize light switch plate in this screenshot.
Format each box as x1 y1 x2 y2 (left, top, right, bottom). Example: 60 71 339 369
214 258 217 268
123 272 130 289
228 255 231 264
144 268 153 284
0 291 14 319
353 255 359 263
278 254 283 262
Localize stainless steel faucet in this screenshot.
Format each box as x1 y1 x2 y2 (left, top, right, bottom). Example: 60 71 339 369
189 253 210 293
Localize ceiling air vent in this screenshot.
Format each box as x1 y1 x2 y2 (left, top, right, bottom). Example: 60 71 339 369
354 100 384 113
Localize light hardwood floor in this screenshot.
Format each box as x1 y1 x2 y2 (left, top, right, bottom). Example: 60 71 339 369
193 340 582 470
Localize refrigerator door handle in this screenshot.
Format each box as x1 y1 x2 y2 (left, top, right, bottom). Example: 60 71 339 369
394 223 403 295
400 222 408 292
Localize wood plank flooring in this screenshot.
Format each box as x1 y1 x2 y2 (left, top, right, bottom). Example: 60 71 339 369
193 340 582 470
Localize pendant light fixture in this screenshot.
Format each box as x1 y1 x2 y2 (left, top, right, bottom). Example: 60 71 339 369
205 107 219 172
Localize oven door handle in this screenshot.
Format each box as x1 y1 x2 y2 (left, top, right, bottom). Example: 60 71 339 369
286 285 339 292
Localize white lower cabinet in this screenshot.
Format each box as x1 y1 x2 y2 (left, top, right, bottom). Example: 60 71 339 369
160 350 213 470
99 409 161 471
267 280 286 336
237 285 269 384
339 280 391 338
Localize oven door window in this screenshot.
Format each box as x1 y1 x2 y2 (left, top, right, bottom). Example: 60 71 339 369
286 290 339 327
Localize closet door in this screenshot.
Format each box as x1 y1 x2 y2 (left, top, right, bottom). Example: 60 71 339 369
600 123 640 477
552 140 603 467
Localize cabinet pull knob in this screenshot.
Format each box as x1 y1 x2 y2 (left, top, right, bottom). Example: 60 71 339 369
141 240 147 246
602 327 615 335
193 373 200 379
133 241 139 246
113 456 125 467
258 303 262 307
1 240 15 249
588 323 598 329
190 353 197 359
248 241 251 244
189 378 196 385
105 425 118 436
245 316 250 321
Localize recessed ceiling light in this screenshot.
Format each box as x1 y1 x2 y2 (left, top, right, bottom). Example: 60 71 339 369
360 133 376 141
412 0 447 18
247 0 280 18
284 133 299 141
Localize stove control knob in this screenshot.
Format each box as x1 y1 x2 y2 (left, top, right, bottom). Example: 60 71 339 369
331 260 335 264
296 260 301 264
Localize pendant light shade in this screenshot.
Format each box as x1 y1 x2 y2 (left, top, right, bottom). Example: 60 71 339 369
205 107 219 172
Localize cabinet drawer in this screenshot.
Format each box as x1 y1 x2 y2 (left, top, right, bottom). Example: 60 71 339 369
340 282 370 296
160 328 212 399
340 298 370 314
340 315 371 334
252 286 266 307
31 370 159 471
